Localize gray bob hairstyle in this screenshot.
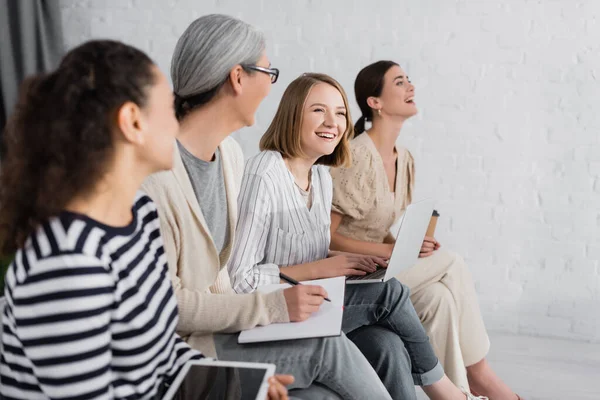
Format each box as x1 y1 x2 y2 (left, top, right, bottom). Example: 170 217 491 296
171 14 265 119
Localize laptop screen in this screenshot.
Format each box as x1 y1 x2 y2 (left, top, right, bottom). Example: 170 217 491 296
164 364 269 400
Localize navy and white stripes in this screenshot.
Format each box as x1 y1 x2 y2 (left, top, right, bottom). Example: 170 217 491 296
0 193 200 400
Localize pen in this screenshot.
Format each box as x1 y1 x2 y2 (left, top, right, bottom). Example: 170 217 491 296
279 272 331 302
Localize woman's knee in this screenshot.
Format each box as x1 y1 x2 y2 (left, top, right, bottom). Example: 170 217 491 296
387 277 411 298
348 326 412 378
349 325 408 358
418 282 457 318
439 249 469 275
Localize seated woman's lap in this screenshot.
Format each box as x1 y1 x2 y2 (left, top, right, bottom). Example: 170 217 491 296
395 248 465 294
341 279 442 382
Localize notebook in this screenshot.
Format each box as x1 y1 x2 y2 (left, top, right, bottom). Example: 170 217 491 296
238 276 346 344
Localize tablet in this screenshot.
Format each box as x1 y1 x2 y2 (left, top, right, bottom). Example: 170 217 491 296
162 359 276 400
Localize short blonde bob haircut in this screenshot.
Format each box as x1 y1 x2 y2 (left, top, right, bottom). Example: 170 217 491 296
259 73 354 167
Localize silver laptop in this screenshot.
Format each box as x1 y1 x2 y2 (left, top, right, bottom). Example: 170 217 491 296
346 199 434 284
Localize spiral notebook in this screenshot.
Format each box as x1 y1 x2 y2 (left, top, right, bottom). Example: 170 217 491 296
238 276 346 344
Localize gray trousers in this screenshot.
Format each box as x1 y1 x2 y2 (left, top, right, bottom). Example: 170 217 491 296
287 324 418 400
343 279 444 387
215 279 442 399
290 278 444 399
214 332 391 400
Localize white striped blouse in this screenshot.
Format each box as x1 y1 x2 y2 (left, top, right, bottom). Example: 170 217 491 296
229 151 331 294
0 193 200 400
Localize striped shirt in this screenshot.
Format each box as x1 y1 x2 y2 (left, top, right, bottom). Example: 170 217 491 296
0 193 201 400
228 151 331 293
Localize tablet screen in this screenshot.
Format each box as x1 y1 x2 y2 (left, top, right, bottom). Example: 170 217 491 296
166 365 268 400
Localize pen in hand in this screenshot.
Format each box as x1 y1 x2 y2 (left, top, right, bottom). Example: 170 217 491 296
279 272 331 302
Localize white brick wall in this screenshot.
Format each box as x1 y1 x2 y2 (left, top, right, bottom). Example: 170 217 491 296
59 0 600 342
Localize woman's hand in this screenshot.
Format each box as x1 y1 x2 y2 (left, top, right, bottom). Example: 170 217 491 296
316 252 389 278
283 285 328 322
267 374 294 400
419 236 441 258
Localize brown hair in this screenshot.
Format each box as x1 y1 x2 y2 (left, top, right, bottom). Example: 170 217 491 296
0 40 156 255
260 73 353 167
354 60 399 136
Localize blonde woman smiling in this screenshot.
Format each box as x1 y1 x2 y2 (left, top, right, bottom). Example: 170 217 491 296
229 73 487 400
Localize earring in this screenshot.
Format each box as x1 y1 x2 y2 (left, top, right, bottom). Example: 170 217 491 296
377 109 382 116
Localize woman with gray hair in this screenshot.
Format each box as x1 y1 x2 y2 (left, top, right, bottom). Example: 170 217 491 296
142 14 394 399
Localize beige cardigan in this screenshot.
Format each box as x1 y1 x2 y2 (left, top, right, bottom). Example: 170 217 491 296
330 133 415 243
142 137 289 357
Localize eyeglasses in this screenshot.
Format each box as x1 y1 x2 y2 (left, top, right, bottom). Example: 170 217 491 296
243 65 279 84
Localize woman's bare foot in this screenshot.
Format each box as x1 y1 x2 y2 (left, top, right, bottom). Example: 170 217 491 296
467 358 518 399
422 375 487 400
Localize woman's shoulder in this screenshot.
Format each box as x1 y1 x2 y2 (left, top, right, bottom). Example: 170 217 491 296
313 164 333 184
350 135 414 165
133 191 159 218
348 134 377 165
350 133 374 151
219 136 244 161
141 168 182 214
244 150 284 177
13 210 119 285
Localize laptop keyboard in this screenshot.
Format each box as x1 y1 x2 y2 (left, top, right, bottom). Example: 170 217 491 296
347 267 387 281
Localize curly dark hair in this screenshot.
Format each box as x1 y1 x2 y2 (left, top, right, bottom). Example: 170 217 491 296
0 40 156 255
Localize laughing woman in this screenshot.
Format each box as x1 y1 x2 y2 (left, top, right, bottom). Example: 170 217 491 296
329 60 520 400
228 73 487 400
